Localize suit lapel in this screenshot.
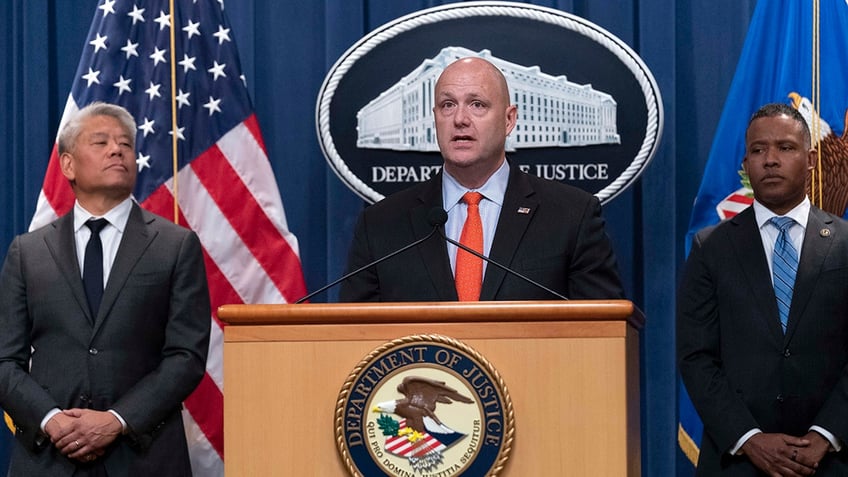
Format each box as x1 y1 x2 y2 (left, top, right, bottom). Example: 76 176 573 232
784 207 834 341
481 168 538 301
730 208 786 342
94 203 157 332
412 175 457 300
43 213 94 324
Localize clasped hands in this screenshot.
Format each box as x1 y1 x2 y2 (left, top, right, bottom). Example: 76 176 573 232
741 431 832 477
44 409 122 464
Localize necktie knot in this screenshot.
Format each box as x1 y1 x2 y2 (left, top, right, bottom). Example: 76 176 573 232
86 218 109 235
462 192 483 207
770 216 795 233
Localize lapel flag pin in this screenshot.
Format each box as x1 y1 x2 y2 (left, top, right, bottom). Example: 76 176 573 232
517 207 531 214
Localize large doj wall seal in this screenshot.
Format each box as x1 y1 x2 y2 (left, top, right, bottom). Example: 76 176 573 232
336 335 514 476
316 1 663 204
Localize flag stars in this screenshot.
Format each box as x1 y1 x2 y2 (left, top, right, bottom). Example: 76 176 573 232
150 47 167 66
139 117 156 137
113 75 132 95
169 126 186 141
203 96 222 116
82 68 101 86
90 33 108 53
208 61 227 81
176 89 191 108
136 153 151 172
154 11 171 30
98 0 116 17
127 5 145 25
213 25 231 45
121 39 139 59
179 54 197 73
183 20 201 39
145 82 162 100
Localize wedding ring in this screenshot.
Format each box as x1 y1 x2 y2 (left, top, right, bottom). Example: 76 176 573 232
74 440 80 449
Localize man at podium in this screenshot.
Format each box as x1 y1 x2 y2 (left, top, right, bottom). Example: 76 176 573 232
339 56 624 302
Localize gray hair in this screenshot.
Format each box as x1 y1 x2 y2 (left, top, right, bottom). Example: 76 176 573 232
57 102 136 155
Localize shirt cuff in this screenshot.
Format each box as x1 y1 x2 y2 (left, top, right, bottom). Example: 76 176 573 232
40 408 62 433
107 409 128 434
730 428 762 455
810 425 842 452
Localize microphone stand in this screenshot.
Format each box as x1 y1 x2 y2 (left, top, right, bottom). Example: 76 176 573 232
295 226 441 303
436 228 569 300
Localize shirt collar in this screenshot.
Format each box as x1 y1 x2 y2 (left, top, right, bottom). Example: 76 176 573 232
73 197 135 233
752 196 810 230
442 159 510 211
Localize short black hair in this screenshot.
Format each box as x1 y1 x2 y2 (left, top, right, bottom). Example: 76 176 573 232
747 102 811 148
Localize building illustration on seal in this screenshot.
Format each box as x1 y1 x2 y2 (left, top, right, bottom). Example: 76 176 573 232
356 46 620 152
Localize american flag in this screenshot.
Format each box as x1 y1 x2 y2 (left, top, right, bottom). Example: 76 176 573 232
29 0 307 474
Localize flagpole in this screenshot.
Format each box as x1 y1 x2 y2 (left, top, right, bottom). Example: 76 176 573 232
811 0 822 207
169 0 180 225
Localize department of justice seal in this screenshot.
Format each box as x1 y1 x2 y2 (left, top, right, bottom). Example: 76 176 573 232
336 335 514 477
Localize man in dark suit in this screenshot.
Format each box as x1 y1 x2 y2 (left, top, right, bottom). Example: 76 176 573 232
339 56 623 302
0 102 211 476
678 103 848 476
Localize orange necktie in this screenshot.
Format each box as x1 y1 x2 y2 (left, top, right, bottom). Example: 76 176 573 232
455 192 484 301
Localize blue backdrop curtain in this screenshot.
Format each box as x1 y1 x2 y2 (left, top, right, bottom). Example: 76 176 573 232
0 1 757 475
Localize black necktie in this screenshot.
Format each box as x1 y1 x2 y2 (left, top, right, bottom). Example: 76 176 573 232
83 218 109 317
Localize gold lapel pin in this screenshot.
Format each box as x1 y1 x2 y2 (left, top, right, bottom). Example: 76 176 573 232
820 228 831 237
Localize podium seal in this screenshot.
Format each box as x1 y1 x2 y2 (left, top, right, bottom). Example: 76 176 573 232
336 335 514 477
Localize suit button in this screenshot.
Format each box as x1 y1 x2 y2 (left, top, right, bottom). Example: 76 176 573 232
88 348 98 355
79 394 89 402
777 394 784 403
783 348 791 358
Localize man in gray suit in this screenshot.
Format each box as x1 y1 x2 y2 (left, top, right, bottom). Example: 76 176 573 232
0 102 211 476
678 103 848 476
339 56 623 302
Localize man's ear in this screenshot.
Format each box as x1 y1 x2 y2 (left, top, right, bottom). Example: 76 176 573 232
504 104 517 136
807 148 817 171
59 152 75 182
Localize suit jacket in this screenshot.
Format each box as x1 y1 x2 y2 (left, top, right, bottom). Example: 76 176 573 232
0 203 211 476
339 165 624 301
677 206 848 476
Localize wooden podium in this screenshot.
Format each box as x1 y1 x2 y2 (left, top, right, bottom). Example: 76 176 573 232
219 300 643 476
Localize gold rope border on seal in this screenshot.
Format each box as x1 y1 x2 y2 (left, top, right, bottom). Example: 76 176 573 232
334 334 515 477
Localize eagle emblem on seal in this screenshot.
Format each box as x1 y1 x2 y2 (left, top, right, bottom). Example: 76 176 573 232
372 376 474 472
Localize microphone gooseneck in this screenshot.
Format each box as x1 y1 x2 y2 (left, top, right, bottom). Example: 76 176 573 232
433 208 569 301
294 208 446 304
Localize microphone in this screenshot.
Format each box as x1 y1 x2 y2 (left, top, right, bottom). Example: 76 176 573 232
294 209 447 303
428 208 569 300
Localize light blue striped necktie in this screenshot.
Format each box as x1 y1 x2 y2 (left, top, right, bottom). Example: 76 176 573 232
771 216 798 333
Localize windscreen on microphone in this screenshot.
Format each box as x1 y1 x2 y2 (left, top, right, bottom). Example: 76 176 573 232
427 208 448 227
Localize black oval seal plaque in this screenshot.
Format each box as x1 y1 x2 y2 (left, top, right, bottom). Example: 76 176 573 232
316 1 663 204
